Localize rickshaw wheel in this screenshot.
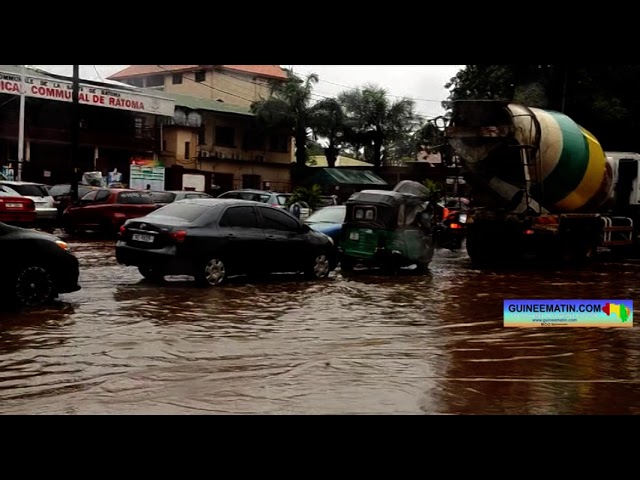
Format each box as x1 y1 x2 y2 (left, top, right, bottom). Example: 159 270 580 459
340 257 356 272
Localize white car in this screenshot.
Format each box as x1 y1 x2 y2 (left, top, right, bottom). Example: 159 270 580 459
0 181 58 226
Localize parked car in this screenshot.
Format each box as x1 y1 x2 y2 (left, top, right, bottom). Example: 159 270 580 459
0 185 37 227
304 205 346 244
217 189 312 219
48 184 99 220
62 188 159 235
0 181 58 228
116 198 337 286
148 190 213 207
1 222 81 308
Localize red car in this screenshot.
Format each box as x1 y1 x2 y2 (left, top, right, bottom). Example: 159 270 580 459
0 185 37 227
62 188 159 235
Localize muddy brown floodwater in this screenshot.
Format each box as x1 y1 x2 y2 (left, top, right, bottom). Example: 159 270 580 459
1 235 639 414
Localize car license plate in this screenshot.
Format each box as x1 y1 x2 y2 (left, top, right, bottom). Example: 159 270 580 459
132 233 154 243
349 232 359 241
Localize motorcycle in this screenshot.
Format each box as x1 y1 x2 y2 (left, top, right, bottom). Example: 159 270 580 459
434 201 468 251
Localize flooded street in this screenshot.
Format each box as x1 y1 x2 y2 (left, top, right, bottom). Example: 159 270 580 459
1 235 639 415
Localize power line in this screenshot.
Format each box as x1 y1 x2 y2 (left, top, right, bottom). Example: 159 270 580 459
155 65 254 103
217 68 447 105
93 65 105 82
215 70 442 119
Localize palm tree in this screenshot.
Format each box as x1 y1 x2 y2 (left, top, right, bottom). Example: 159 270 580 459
251 72 319 166
338 85 418 170
309 98 346 168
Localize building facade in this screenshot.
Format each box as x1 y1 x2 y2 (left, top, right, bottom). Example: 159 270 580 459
108 65 288 108
157 91 294 193
0 66 174 185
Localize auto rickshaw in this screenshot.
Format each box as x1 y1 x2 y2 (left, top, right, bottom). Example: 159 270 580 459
338 181 435 273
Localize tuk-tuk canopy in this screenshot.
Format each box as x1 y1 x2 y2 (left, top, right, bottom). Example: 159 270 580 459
345 189 429 229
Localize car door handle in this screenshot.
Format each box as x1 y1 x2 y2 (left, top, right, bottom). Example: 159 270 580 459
266 234 276 240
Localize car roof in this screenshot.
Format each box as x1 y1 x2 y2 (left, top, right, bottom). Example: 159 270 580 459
0 180 45 186
176 198 266 207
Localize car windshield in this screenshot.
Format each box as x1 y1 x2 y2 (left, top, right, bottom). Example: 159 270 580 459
147 203 211 223
149 192 177 204
305 206 346 224
117 192 155 204
5 184 49 197
276 195 290 206
49 185 71 196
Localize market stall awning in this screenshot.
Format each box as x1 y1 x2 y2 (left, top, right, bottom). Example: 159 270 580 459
310 168 388 187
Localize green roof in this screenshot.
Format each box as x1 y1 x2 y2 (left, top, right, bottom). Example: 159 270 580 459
311 168 388 186
149 91 254 117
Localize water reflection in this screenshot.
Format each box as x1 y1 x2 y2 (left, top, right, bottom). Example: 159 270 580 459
1 238 639 414
431 260 640 415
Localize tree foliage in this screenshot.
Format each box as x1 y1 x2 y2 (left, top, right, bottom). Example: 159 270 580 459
443 65 640 151
338 84 419 170
251 72 319 166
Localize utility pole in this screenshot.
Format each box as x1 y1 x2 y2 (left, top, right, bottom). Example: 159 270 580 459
17 65 26 181
70 65 80 203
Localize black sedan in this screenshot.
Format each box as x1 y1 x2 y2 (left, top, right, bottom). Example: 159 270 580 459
116 199 337 286
1 222 81 308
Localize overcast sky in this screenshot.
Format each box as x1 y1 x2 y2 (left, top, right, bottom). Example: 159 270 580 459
33 65 463 118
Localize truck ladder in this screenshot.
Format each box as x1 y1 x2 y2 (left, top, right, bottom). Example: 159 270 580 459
509 110 543 214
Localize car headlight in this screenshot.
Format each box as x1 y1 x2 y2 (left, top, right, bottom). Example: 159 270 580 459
55 240 71 251
458 214 467 224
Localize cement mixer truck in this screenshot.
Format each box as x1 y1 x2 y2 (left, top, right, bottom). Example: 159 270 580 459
441 100 640 265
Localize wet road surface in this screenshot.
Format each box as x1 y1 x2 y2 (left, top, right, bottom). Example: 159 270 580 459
1 234 639 414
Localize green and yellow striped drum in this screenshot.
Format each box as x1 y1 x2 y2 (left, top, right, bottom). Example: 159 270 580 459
510 104 612 212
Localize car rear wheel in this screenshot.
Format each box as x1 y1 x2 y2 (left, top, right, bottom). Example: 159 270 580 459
138 266 166 282
305 252 331 279
12 265 55 307
194 257 227 287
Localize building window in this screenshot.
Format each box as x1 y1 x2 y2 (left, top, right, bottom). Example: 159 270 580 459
269 134 289 153
215 126 235 147
172 73 183 85
126 78 144 87
134 117 144 138
198 126 206 146
146 75 164 87
185 141 191 160
195 70 206 83
243 129 264 150
242 174 261 190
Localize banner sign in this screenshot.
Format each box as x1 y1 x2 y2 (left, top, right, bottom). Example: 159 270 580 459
0 70 174 117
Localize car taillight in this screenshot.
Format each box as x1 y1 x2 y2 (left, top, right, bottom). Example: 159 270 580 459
450 223 462 229
119 225 126 236
170 230 187 243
